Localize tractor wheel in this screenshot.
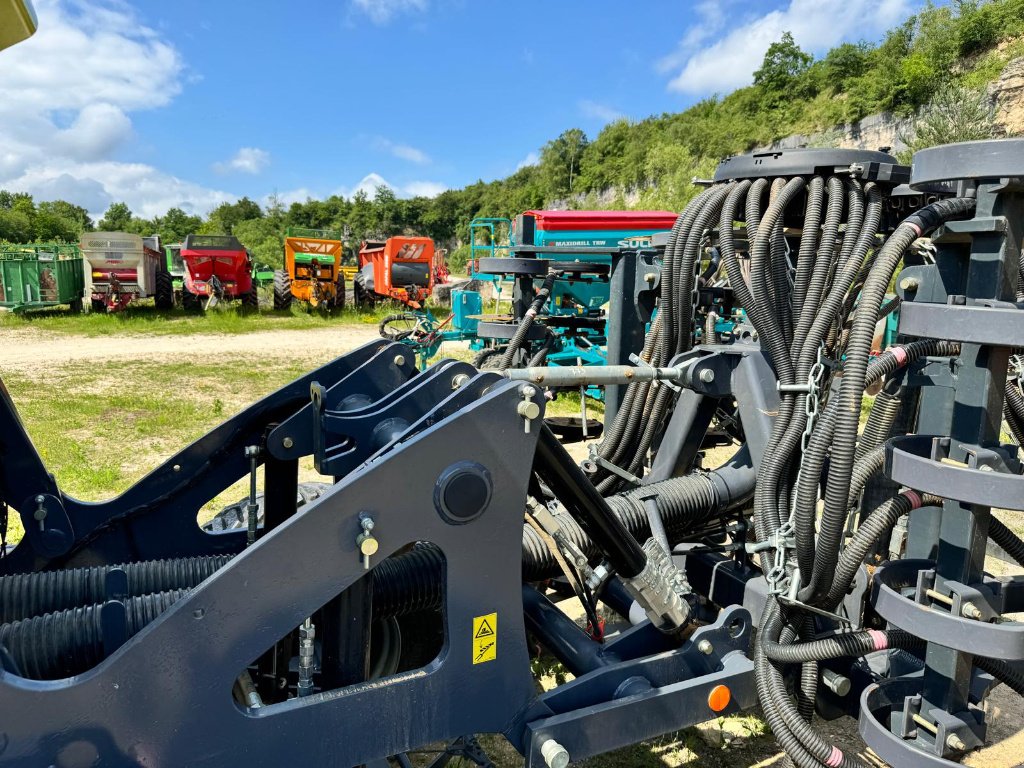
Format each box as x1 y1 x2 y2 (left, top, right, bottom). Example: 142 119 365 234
379 313 420 341
273 270 292 311
202 482 332 533
154 270 175 310
241 283 260 312
353 277 373 308
91 298 106 313
473 346 506 370
333 274 346 311
181 288 201 312
69 297 84 313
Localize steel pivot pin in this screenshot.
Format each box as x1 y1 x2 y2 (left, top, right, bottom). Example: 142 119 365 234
517 385 540 433
356 515 379 569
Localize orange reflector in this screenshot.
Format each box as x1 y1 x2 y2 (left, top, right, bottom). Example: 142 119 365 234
708 684 731 712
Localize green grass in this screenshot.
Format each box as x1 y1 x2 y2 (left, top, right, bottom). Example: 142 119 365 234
1 356 323 548
0 294 449 337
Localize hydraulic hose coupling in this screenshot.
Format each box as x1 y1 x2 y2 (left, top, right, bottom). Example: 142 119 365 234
622 538 693 633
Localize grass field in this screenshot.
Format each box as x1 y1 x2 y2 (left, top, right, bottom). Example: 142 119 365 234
0 294 414 336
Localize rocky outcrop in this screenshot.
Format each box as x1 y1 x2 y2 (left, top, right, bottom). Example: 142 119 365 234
763 112 916 154
992 56 1024 136
762 55 1024 153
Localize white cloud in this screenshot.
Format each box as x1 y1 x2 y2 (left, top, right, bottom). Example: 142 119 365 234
55 103 134 161
516 151 539 171
0 0 182 113
662 0 915 95
351 0 427 24
335 172 445 200
403 180 447 198
0 0 234 218
213 147 271 175
579 99 626 124
6 161 235 219
371 136 431 165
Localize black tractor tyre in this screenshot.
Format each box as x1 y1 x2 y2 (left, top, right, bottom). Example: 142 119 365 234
273 270 292 311
333 274 346 311
353 276 374 308
69 297 84 313
154 270 175 310
203 482 332 533
90 298 106 313
241 283 260 311
473 346 506 370
181 287 201 312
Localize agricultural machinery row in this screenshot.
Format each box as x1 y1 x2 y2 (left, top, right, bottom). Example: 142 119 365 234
5 139 1024 768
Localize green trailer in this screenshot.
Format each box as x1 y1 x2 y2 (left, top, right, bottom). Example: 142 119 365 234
0 243 85 313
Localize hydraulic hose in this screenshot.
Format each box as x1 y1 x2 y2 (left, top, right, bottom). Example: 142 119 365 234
535 425 647 578
977 655 1024 697
0 555 232 624
803 197 976 607
855 380 902 461
847 446 885 511
824 491 937 608
498 269 557 370
790 176 826 358
763 626 923 664
525 453 752 580
791 341 959 605
989 515 1024 567
0 589 188 679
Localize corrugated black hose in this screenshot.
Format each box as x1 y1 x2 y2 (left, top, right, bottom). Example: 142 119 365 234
802 197 977 607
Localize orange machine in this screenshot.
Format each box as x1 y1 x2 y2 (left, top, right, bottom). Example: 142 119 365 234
274 227 346 310
354 236 435 308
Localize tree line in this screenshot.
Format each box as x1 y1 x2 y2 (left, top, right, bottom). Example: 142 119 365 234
2 1 1019 270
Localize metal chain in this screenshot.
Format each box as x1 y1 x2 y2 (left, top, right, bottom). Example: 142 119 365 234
801 344 828 453
767 344 828 596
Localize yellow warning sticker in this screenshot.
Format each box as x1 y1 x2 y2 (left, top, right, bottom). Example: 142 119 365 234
472 612 497 665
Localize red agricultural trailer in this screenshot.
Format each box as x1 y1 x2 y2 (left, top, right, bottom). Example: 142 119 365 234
353 236 435 309
180 234 258 311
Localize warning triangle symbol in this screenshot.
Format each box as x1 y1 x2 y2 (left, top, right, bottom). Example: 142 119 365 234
475 619 495 639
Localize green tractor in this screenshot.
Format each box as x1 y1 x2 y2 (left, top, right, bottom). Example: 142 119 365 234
152 237 184 310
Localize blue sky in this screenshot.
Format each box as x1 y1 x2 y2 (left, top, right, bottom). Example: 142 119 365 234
0 0 927 218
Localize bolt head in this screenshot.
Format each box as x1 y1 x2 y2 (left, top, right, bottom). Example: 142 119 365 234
961 601 983 619
899 277 919 292
452 373 470 389
34 495 44 504
394 354 407 367
697 638 714 655
699 369 715 383
522 385 537 398
282 437 294 449
946 733 967 751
